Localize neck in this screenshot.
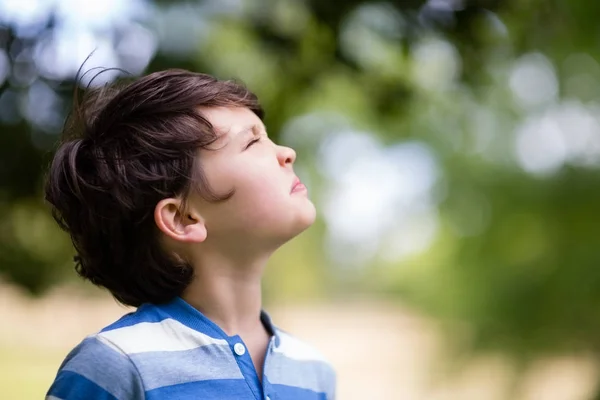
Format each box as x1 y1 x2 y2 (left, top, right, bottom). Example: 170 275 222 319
181 250 270 336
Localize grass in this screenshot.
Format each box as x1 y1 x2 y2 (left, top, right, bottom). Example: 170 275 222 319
0 345 66 399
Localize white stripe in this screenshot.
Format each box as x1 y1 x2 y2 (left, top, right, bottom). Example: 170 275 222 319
46 396 63 400
97 318 227 354
274 331 329 362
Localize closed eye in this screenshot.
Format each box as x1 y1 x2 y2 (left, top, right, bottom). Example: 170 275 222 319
245 137 261 149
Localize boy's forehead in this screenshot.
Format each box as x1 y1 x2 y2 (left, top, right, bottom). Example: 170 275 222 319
199 106 263 132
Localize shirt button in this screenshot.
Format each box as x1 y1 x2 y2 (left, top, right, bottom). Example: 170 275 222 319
233 343 246 356
266 397 271 400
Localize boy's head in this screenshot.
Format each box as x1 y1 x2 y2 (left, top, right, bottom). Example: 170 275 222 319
45 69 316 307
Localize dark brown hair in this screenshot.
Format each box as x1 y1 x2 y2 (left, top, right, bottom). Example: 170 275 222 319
44 69 263 307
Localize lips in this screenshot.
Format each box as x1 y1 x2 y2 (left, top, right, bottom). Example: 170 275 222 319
291 177 307 193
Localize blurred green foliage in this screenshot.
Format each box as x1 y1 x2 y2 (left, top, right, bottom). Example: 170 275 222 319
2 0 600 395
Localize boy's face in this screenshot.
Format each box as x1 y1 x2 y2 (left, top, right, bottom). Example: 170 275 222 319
190 106 316 252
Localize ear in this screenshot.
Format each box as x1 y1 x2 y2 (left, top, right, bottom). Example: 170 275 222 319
154 198 207 243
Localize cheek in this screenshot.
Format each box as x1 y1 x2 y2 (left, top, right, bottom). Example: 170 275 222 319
206 156 291 220
225 156 283 197
236 173 287 207
231 173 291 219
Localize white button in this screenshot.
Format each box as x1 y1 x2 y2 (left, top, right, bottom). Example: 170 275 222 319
266 397 271 400
233 343 246 356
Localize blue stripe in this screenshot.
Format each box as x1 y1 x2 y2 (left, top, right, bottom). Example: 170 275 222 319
130 344 242 390
270 383 328 400
47 371 118 400
266 354 335 394
232 342 263 399
145 378 252 400
61 337 143 399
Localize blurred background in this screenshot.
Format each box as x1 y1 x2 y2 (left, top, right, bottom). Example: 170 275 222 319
1 0 600 398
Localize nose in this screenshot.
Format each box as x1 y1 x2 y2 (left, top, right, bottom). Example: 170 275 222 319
277 144 296 167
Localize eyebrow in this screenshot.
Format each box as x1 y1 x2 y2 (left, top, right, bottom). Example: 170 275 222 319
234 123 267 138
234 125 255 137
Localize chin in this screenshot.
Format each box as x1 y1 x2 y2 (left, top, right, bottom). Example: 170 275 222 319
302 202 318 227
291 202 317 235
274 203 317 244
296 196 317 223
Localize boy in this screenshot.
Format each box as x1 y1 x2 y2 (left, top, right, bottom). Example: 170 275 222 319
44 69 336 400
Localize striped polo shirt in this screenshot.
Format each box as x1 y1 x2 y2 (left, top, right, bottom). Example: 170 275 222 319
46 297 336 400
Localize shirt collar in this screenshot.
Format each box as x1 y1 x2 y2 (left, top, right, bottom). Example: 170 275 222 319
160 297 280 346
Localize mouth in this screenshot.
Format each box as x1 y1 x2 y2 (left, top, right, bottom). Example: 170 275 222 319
291 177 307 193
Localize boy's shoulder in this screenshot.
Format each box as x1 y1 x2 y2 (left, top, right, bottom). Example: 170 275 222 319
271 327 336 379
46 326 146 399
55 303 167 366
267 327 337 399
95 302 229 354
47 302 222 399
273 327 334 366
54 302 176 370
